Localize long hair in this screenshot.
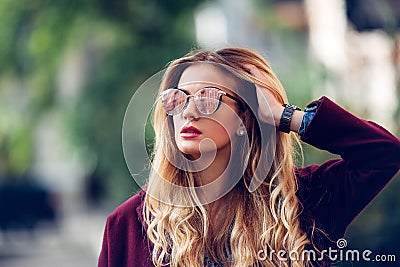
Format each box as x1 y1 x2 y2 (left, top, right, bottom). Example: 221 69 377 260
144 47 311 266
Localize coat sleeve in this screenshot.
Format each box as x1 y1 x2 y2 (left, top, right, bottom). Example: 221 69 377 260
296 96 400 240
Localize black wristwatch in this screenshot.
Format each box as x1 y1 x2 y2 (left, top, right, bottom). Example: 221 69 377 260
279 104 301 133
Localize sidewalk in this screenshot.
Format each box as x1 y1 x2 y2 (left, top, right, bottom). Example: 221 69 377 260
0 212 106 267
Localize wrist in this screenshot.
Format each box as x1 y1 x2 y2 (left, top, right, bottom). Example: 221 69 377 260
290 110 305 132
274 106 285 126
278 104 304 133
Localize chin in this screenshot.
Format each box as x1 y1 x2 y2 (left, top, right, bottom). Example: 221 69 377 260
176 144 198 156
179 151 201 161
179 149 200 158
184 153 201 161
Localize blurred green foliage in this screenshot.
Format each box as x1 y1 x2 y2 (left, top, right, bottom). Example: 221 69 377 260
0 0 203 203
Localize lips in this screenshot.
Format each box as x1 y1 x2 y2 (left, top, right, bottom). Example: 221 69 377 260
180 125 202 138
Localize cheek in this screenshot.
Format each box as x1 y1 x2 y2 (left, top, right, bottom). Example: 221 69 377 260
213 123 232 137
207 120 237 146
172 116 183 134
212 113 239 137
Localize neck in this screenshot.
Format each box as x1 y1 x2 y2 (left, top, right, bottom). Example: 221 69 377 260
192 144 236 205
191 145 239 234
194 141 231 183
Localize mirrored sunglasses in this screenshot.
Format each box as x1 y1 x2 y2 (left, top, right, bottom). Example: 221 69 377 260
160 86 242 115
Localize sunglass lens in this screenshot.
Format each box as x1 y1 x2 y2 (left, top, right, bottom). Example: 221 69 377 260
162 89 187 115
194 88 220 114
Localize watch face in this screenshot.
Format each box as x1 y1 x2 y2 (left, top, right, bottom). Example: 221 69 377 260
284 104 301 111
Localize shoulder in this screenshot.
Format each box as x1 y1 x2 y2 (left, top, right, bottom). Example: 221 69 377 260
106 189 146 230
100 190 154 266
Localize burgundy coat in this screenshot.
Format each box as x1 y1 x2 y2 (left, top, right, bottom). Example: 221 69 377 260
98 97 400 266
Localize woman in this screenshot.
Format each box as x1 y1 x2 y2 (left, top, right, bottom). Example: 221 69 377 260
98 47 400 267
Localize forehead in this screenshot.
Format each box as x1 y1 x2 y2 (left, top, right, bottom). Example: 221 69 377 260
178 63 237 93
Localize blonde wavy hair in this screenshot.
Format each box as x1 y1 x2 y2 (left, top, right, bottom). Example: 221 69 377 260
144 47 312 266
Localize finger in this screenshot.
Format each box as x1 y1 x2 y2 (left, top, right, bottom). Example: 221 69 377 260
256 86 275 125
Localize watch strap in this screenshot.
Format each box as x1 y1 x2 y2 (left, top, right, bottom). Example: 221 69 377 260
279 104 301 133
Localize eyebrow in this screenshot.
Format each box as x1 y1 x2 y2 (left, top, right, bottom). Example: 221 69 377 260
178 81 229 88
174 86 222 94
174 88 190 95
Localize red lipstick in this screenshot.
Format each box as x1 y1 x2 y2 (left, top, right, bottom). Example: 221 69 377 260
180 126 202 138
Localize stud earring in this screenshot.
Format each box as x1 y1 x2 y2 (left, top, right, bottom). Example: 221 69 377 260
238 129 245 136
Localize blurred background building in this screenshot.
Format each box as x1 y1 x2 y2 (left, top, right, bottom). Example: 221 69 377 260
0 0 399 266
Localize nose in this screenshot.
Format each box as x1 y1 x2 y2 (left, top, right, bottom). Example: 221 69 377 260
182 96 200 120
